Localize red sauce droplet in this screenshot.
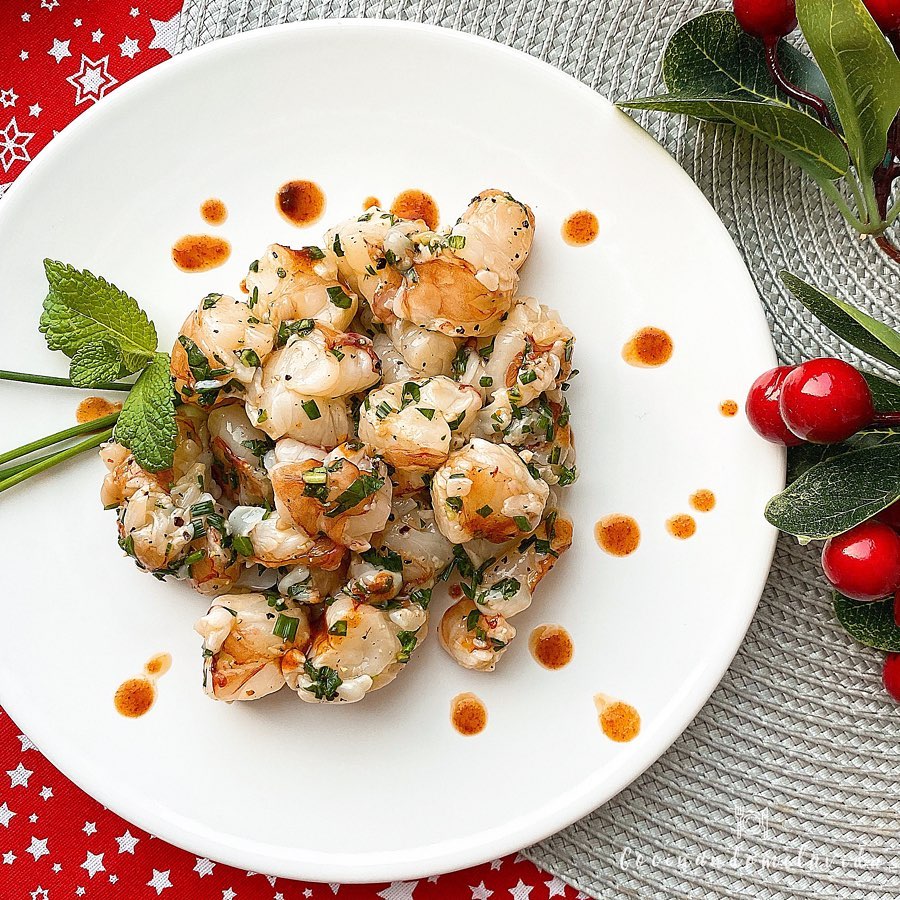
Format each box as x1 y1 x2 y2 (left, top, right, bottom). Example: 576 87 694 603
562 210 599 246
529 624 574 670
666 514 697 540
200 198 227 226
171 235 231 272
595 694 641 742
720 399 739 417
595 515 640 557
451 692 487 736
363 195 381 210
144 652 172 677
239 277 249 294
75 396 121 424
690 489 716 513
622 327 673 368
276 180 326 227
448 583 463 600
391 189 439 230
114 678 156 718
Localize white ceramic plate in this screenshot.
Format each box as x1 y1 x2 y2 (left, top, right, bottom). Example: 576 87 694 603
0 21 784 883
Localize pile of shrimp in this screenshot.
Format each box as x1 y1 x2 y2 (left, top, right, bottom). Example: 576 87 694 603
100 189 578 705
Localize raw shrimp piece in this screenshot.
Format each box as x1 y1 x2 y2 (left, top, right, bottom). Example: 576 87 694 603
195 593 311 701
245 243 358 332
431 438 549 544
358 376 481 471
208 405 273 507
439 597 516 672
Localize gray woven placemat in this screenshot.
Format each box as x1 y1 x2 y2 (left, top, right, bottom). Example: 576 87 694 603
175 2 900 896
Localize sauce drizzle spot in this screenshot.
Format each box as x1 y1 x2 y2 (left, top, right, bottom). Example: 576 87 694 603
529 624 574 670
690 489 716 513
451 692 487 736
363 195 381 210
595 693 641 742
200 198 227 226
391 189 439 230
595 514 641 557
76 396 121 424
114 652 172 719
622 327 673 368
666 513 697 540
562 210 599 246
276 180 326 227
720 399 739 417
171 235 231 273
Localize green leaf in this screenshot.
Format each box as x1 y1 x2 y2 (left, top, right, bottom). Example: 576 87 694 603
113 353 177 472
864 372 900 412
787 427 900 482
766 442 900 540
781 272 900 369
69 340 123 387
834 592 900 651
660 11 838 123
39 260 157 374
618 96 849 183
797 0 900 180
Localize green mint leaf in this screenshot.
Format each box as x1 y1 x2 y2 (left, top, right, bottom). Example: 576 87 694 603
618 96 850 183
659 11 838 124
69 340 123 387
834 592 900 651
766 442 900 541
864 373 900 413
781 272 900 369
39 259 158 374
113 353 177 472
797 0 900 181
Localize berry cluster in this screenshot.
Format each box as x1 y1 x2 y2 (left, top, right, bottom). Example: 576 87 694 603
746 358 900 701
734 0 899 41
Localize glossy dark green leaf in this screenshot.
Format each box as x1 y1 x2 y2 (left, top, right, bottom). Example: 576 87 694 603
786 428 900 482
834 592 900 651
618 97 849 183
766 442 900 540
864 372 900 412
781 272 900 369
660 11 837 124
797 0 900 178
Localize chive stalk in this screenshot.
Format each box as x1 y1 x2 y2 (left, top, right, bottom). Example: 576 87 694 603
0 370 133 391
0 412 120 467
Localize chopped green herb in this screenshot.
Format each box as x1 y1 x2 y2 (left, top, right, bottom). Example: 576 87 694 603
202 293 222 309
446 411 465 431
375 401 393 420
327 285 353 309
479 376 493 388
184 549 206 566
273 613 300 642
249 259 260 273
328 620 348 636
241 438 272 459
451 345 469 378
190 500 214 517
332 234 344 258
446 496 463 512
360 545 403 573
519 369 537 385
396 629 419 663
447 234 466 250
330 346 345 361
409 586 432 609
276 317 316 347
302 399 321 420
304 245 326 260
476 505 493 517
256 409 269 424
478 337 495 360
249 286 259 309
232 534 254 556
418 408 435 421
276 267 287 278
325 473 385 517
514 515 532 532
303 661 342 701
401 382 421 406
237 348 261 368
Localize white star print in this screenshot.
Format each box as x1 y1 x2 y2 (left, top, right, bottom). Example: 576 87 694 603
513 854 528 864
2 88 19 109
147 869 173 894
29 813 38 823
76 889 86 898
222 889 237 900
116 830 139 854
508 880 533 900
53 863 62 873
0 802 15 827
17 734 37 752
30 888 49 900
304 890 313 898
470 882 493 900
377 883 417 900
131 7 141 16
26 836 49 861
20 51 29 61
39 784 51 798
427 877 440 883
41 0 60 9
22 12 31 22
149 12 179 56
275 894 285 900
92 29 104 43
48 38 72 64
7 761 33 787
545 876 568 898
74 18 83 27
119 37 140 59
328 886 340 895
110 874 119 883
81 851 106 878
3 852 15 864
194 857 215 877
83 821 97 835
66 55 119 106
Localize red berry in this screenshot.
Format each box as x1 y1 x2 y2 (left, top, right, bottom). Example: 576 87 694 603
878 500 900 530
883 653 900 703
745 365 804 446
822 521 900 602
863 0 900 34
733 0 798 39
779 358 874 444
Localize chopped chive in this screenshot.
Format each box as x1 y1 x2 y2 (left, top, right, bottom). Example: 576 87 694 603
249 259 260 272
514 515 531 532
446 496 463 512
417 408 435 420
232 534 254 556
476 505 493 517
237 348 261 368
375 401 393 420
305 245 326 260
447 234 466 250
330 347 345 361
301 399 321 420
184 549 206 566
326 285 353 309
190 500 214 517
328 620 348 636
273 613 300 642
302 468 328 485
479 376 493 387
519 369 537 385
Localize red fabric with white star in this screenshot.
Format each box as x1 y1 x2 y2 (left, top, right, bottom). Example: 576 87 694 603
0 3 585 898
